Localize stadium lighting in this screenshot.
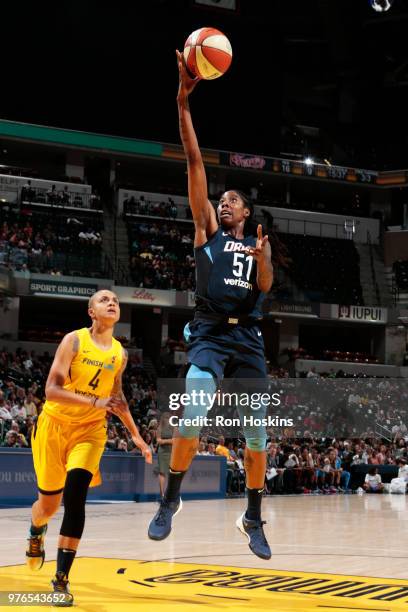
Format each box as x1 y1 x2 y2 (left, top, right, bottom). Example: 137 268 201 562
304 157 314 166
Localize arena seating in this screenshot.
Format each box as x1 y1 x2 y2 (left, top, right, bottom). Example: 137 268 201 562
0 207 105 278
128 219 195 290
2 347 406 496
280 233 363 305
285 347 379 365
125 213 363 305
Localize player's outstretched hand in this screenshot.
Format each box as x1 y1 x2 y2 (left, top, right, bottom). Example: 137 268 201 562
135 440 153 464
176 49 200 99
245 224 269 262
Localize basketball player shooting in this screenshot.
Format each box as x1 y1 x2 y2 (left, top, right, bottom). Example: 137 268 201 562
26 290 152 605
148 51 273 559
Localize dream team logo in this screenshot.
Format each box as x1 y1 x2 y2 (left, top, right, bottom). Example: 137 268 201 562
224 241 247 252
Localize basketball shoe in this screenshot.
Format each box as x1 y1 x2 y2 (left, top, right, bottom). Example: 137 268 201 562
236 512 271 560
51 571 74 607
148 497 183 540
26 525 47 570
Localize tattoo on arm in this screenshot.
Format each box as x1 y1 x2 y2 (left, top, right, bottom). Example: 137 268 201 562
72 333 79 353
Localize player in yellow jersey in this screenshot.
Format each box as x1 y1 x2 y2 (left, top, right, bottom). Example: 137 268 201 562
26 289 152 606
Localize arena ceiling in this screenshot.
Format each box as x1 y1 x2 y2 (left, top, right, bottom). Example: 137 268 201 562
1 0 408 169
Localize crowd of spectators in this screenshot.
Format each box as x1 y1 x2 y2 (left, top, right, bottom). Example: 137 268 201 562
194 435 408 495
125 214 363 306
21 180 101 210
123 195 187 219
2 345 408 496
0 209 103 276
128 221 195 290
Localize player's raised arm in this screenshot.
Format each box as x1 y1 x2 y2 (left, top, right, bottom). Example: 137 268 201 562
176 50 218 247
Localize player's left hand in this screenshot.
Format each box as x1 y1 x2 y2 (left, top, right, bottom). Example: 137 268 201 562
245 225 269 261
136 441 153 464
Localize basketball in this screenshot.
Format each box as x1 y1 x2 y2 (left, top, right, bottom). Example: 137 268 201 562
369 0 393 11
183 27 232 80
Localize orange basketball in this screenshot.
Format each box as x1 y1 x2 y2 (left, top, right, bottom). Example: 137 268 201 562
183 27 232 80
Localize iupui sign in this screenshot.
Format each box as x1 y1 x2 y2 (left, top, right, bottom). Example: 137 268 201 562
338 305 387 323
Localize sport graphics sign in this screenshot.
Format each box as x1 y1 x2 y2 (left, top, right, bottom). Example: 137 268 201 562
29 280 97 299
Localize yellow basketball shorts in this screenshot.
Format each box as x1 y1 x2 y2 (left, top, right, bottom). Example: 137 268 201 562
31 412 107 493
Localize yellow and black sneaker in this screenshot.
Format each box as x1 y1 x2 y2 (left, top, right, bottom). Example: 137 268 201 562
26 525 47 570
51 572 74 607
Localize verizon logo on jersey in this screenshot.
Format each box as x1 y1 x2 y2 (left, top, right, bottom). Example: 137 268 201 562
224 278 253 289
224 241 247 252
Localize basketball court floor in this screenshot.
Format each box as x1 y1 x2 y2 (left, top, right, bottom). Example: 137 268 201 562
1 495 408 611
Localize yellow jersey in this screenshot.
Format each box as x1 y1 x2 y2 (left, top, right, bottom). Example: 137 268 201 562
216 444 231 461
43 327 124 424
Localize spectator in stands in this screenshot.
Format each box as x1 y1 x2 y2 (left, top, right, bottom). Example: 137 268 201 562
105 426 119 450
139 196 148 214
59 186 70 205
2 430 20 447
299 447 315 492
170 202 178 218
367 449 380 465
397 458 408 483
0 391 12 421
6 421 28 447
89 190 101 210
197 441 207 454
215 436 232 460
392 421 408 440
142 431 155 455
116 438 129 452
10 399 27 420
21 180 36 203
265 445 284 493
394 438 407 459
363 466 384 493
47 185 58 204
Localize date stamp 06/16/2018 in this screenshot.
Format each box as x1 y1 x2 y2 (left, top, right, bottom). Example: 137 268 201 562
0 592 73 606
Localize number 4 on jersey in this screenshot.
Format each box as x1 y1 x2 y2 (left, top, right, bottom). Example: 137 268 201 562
88 368 102 390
